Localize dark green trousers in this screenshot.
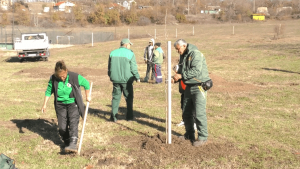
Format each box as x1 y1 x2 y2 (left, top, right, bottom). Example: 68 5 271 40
182 85 208 141
111 82 134 121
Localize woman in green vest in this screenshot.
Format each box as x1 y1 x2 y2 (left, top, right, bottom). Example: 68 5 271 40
41 60 91 153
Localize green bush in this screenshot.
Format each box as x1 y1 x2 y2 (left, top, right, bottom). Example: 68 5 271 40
175 13 186 23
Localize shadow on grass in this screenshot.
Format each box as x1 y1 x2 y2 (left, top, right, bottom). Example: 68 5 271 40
262 68 300 74
5 56 44 63
89 106 182 136
11 118 62 146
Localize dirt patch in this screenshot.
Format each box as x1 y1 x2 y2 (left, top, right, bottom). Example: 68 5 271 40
83 133 241 168
210 73 259 93
13 67 107 79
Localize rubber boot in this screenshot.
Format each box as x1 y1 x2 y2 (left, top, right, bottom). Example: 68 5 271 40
65 137 78 153
63 139 70 148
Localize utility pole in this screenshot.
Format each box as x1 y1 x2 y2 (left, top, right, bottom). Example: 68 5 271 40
188 0 189 15
253 0 255 13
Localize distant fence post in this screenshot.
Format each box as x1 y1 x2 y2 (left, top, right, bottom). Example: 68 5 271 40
176 28 177 38
155 29 156 39
128 28 130 39
233 26 235 35
193 26 194 36
56 36 58 44
5 27 7 49
92 32 93 46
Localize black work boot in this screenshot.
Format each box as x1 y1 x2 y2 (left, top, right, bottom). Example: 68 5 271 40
63 139 70 148
178 133 195 143
65 137 78 153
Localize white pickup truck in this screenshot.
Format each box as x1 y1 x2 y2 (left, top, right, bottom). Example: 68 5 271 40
14 33 51 62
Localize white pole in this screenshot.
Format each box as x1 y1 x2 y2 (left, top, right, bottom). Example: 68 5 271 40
167 41 172 144
56 36 58 44
155 29 156 39
92 32 93 47
176 28 177 38
193 26 194 36
78 82 93 155
128 28 130 39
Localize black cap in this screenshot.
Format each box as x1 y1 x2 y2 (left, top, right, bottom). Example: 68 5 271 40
155 42 161 47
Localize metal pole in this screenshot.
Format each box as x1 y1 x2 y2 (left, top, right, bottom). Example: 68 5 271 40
78 82 93 155
167 41 172 144
155 29 156 39
5 27 7 49
193 26 194 36
92 32 93 46
56 36 58 44
12 6 14 49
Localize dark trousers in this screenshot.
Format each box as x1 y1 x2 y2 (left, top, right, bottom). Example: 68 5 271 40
144 63 154 81
55 102 80 140
111 82 134 121
154 64 162 83
182 85 208 141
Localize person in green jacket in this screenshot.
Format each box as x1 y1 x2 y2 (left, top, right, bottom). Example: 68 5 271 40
173 39 211 147
108 39 140 122
152 42 164 84
42 60 91 153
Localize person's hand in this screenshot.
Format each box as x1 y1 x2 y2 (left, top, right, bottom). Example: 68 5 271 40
41 105 46 113
86 95 91 102
171 78 175 84
173 73 182 81
136 79 140 83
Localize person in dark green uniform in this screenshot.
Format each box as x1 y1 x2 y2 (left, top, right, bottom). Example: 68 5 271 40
108 38 140 122
173 39 211 147
42 60 91 153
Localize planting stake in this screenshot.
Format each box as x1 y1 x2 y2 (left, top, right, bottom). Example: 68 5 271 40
78 82 93 155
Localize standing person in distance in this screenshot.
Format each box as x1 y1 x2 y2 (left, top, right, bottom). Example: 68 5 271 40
108 38 140 122
42 60 91 153
143 38 155 82
152 42 164 84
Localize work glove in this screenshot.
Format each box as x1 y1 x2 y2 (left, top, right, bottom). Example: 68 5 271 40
136 79 140 83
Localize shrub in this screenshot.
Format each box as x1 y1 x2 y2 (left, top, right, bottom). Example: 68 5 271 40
175 13 186 23
87 5 106 24
137 16 151 26
121 10 138 24
106 9 121 25
1 13 9 26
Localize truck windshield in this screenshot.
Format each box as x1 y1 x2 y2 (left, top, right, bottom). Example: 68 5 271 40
25 35 44 40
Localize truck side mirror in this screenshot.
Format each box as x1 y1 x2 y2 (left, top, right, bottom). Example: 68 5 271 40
49 40 52 44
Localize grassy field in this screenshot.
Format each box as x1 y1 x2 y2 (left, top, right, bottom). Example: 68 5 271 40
0 19 300 169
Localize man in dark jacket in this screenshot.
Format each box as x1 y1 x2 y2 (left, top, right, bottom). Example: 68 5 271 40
173 39 211 147
108 38 140 122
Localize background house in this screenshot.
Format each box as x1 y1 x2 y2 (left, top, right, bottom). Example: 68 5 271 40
53 1 75 13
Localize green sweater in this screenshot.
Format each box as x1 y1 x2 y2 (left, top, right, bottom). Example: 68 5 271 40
108 46 140 83
153 47 164 65
178 44 210 84
45 74 90 104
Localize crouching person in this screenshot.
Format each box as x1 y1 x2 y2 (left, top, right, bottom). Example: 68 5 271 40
41 60 91 153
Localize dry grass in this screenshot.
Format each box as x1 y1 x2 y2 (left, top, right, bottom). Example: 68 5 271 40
0 19 300 168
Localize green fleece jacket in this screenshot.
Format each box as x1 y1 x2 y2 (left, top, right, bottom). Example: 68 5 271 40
178 44 210 85
153 47 164 65
108 46 140 83
45 74 90 104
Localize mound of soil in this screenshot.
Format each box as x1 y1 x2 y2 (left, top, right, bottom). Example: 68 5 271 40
210 73 259 93
84 133 241 168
